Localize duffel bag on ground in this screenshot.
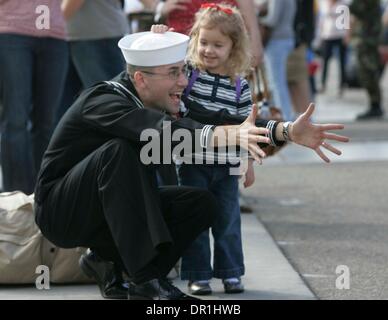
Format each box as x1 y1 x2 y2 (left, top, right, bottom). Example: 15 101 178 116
0 191 92 284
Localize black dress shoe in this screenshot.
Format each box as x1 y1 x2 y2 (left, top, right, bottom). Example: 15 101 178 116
223 278 244 294
357 108 384 120
188 281 212 295
79 250 128 299
128 278 200 300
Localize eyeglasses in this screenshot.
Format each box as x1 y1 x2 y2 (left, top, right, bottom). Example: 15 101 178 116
141 64 190 80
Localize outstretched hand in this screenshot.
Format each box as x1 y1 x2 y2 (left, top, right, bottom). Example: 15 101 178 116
290 103 350 163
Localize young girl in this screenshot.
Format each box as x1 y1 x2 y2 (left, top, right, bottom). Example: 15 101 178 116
172 3 255 295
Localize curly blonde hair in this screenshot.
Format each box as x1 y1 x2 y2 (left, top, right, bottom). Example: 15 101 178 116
187 3 251 81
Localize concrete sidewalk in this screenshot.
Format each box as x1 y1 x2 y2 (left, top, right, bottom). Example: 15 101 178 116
174 214 315 300
0 214 315 300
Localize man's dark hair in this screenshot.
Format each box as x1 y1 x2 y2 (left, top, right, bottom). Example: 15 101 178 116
126 64 155 80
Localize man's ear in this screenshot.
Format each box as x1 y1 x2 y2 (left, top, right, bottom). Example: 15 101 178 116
133 71 147 88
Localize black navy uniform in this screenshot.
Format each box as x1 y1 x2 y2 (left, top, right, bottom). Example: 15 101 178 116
34 71 282 282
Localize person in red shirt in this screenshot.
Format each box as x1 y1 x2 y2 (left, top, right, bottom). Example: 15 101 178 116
142 0 264 66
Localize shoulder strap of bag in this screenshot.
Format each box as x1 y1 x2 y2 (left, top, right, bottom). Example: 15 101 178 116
235 77 242 104
184 69 200 98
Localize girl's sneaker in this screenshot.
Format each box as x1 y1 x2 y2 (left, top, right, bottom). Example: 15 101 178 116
223 278 244 294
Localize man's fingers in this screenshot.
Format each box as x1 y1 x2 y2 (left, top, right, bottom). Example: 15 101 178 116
246 104 258 124
319 123 345 131
315 147 330 163
248 148 261 163
249 134 271 145
249 143 266 159
251 103 259 117
248 126 269 136
301 103 315 120
248 145 262 164
249 151 262 164
321 142 342 155
323 132 350 143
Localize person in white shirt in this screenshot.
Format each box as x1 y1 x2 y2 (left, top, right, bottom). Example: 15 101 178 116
318 0 349 94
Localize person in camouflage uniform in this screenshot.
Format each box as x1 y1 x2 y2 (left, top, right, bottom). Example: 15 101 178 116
350 0 384 120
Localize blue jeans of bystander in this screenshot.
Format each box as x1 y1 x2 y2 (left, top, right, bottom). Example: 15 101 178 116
56 37 125 122
265 38 295 121
0 34 68 193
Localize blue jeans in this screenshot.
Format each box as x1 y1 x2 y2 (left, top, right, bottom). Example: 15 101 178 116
178 164 244 280
265 38 295 121
57 37 125 122
0 34 68 193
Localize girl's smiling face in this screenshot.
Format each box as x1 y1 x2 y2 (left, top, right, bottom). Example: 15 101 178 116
197 27 233 75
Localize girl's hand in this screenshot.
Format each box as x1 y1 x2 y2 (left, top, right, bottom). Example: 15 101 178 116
243 159 255 188
151 24 174 33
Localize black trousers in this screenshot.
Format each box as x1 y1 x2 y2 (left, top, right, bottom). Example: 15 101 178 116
321 38 347 88
35 138 217 283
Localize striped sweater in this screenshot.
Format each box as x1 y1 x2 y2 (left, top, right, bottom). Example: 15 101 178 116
179 68 253 165
186 68 252 117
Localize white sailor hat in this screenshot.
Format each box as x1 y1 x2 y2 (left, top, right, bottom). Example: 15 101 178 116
118 31 189 67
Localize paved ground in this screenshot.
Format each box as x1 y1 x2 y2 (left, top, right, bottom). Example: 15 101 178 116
0 214 314 300
243 160 388 300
